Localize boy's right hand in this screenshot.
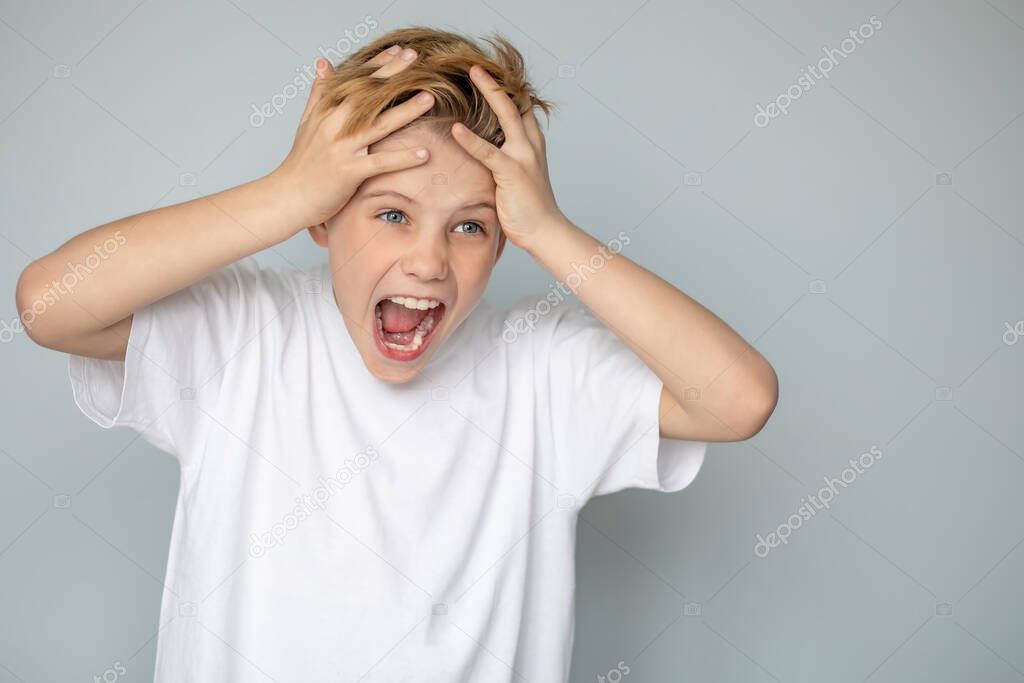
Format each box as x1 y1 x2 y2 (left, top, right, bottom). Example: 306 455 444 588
270 45 435 230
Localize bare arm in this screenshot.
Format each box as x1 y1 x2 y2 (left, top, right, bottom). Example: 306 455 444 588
448 64 779 443
525 217 778 443
15 45 436 360
15 174 304 359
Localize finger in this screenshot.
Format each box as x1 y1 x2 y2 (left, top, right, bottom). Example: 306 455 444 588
521 107 545 152
450 122 517 176
302 46 401 124
345 90 435 147
371 47 419 78
365 44 403 68
349 146 430 180
468 65 527 147
300 57 333 125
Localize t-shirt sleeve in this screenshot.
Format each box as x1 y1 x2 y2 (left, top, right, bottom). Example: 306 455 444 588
67 261 265 465
530 297 707 501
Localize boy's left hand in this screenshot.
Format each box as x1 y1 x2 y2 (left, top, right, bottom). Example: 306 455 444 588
450 65 567 251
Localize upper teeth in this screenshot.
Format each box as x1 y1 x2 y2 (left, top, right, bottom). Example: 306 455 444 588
385 296 440 311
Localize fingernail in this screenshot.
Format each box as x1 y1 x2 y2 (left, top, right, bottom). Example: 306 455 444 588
415 148 428 159
386 45 401 55
416 91 433 105
401 48 416 61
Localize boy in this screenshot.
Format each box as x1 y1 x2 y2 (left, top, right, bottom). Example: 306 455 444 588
16 27 777 683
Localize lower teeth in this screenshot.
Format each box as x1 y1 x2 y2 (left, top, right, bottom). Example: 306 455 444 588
375 306 437 352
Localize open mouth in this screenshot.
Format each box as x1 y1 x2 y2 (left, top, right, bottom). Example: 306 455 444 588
373 295 447 361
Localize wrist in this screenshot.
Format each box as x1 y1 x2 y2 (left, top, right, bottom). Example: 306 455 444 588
255 170 318 237
518 213 578 258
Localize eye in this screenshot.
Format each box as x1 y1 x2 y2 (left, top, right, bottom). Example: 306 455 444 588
453 221 486 236
376 209 407 224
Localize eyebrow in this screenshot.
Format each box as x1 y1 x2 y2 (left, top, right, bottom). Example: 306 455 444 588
360 189 495 212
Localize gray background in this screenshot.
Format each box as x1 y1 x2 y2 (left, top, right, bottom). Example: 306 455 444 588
1 0 1022 681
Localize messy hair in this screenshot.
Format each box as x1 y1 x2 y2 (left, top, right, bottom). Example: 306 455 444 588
314 26 556 147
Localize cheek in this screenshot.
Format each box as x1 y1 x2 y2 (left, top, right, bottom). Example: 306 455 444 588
450 247 496 293
328 218 398 273
327 221 398 310
328 214 375 253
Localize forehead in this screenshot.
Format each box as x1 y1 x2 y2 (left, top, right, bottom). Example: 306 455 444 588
362 124 496 204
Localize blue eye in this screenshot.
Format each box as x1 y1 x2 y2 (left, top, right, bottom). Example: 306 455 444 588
454 222 486 235
375 210 486 236
377 209 406 224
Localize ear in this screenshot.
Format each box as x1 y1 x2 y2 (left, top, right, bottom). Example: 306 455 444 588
494 229 507 263
307 222 329 247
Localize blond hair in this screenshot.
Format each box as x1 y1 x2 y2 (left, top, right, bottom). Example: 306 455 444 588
315 26 556 146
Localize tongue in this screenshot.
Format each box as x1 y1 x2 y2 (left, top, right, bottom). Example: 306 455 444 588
379 299 430 333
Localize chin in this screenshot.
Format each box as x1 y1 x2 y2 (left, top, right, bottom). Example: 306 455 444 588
362 338 442 384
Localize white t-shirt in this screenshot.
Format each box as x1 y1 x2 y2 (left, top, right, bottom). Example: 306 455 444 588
68 260 706 682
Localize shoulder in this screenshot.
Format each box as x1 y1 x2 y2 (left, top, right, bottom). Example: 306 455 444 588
445 292 598 373
163 260 324 339
204 259 315 299
492 291 595 347
193 259 321 307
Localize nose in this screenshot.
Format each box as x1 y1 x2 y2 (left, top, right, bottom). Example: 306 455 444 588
400 224 449 282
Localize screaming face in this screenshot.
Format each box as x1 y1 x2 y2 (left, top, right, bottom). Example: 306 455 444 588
308 122 506 384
